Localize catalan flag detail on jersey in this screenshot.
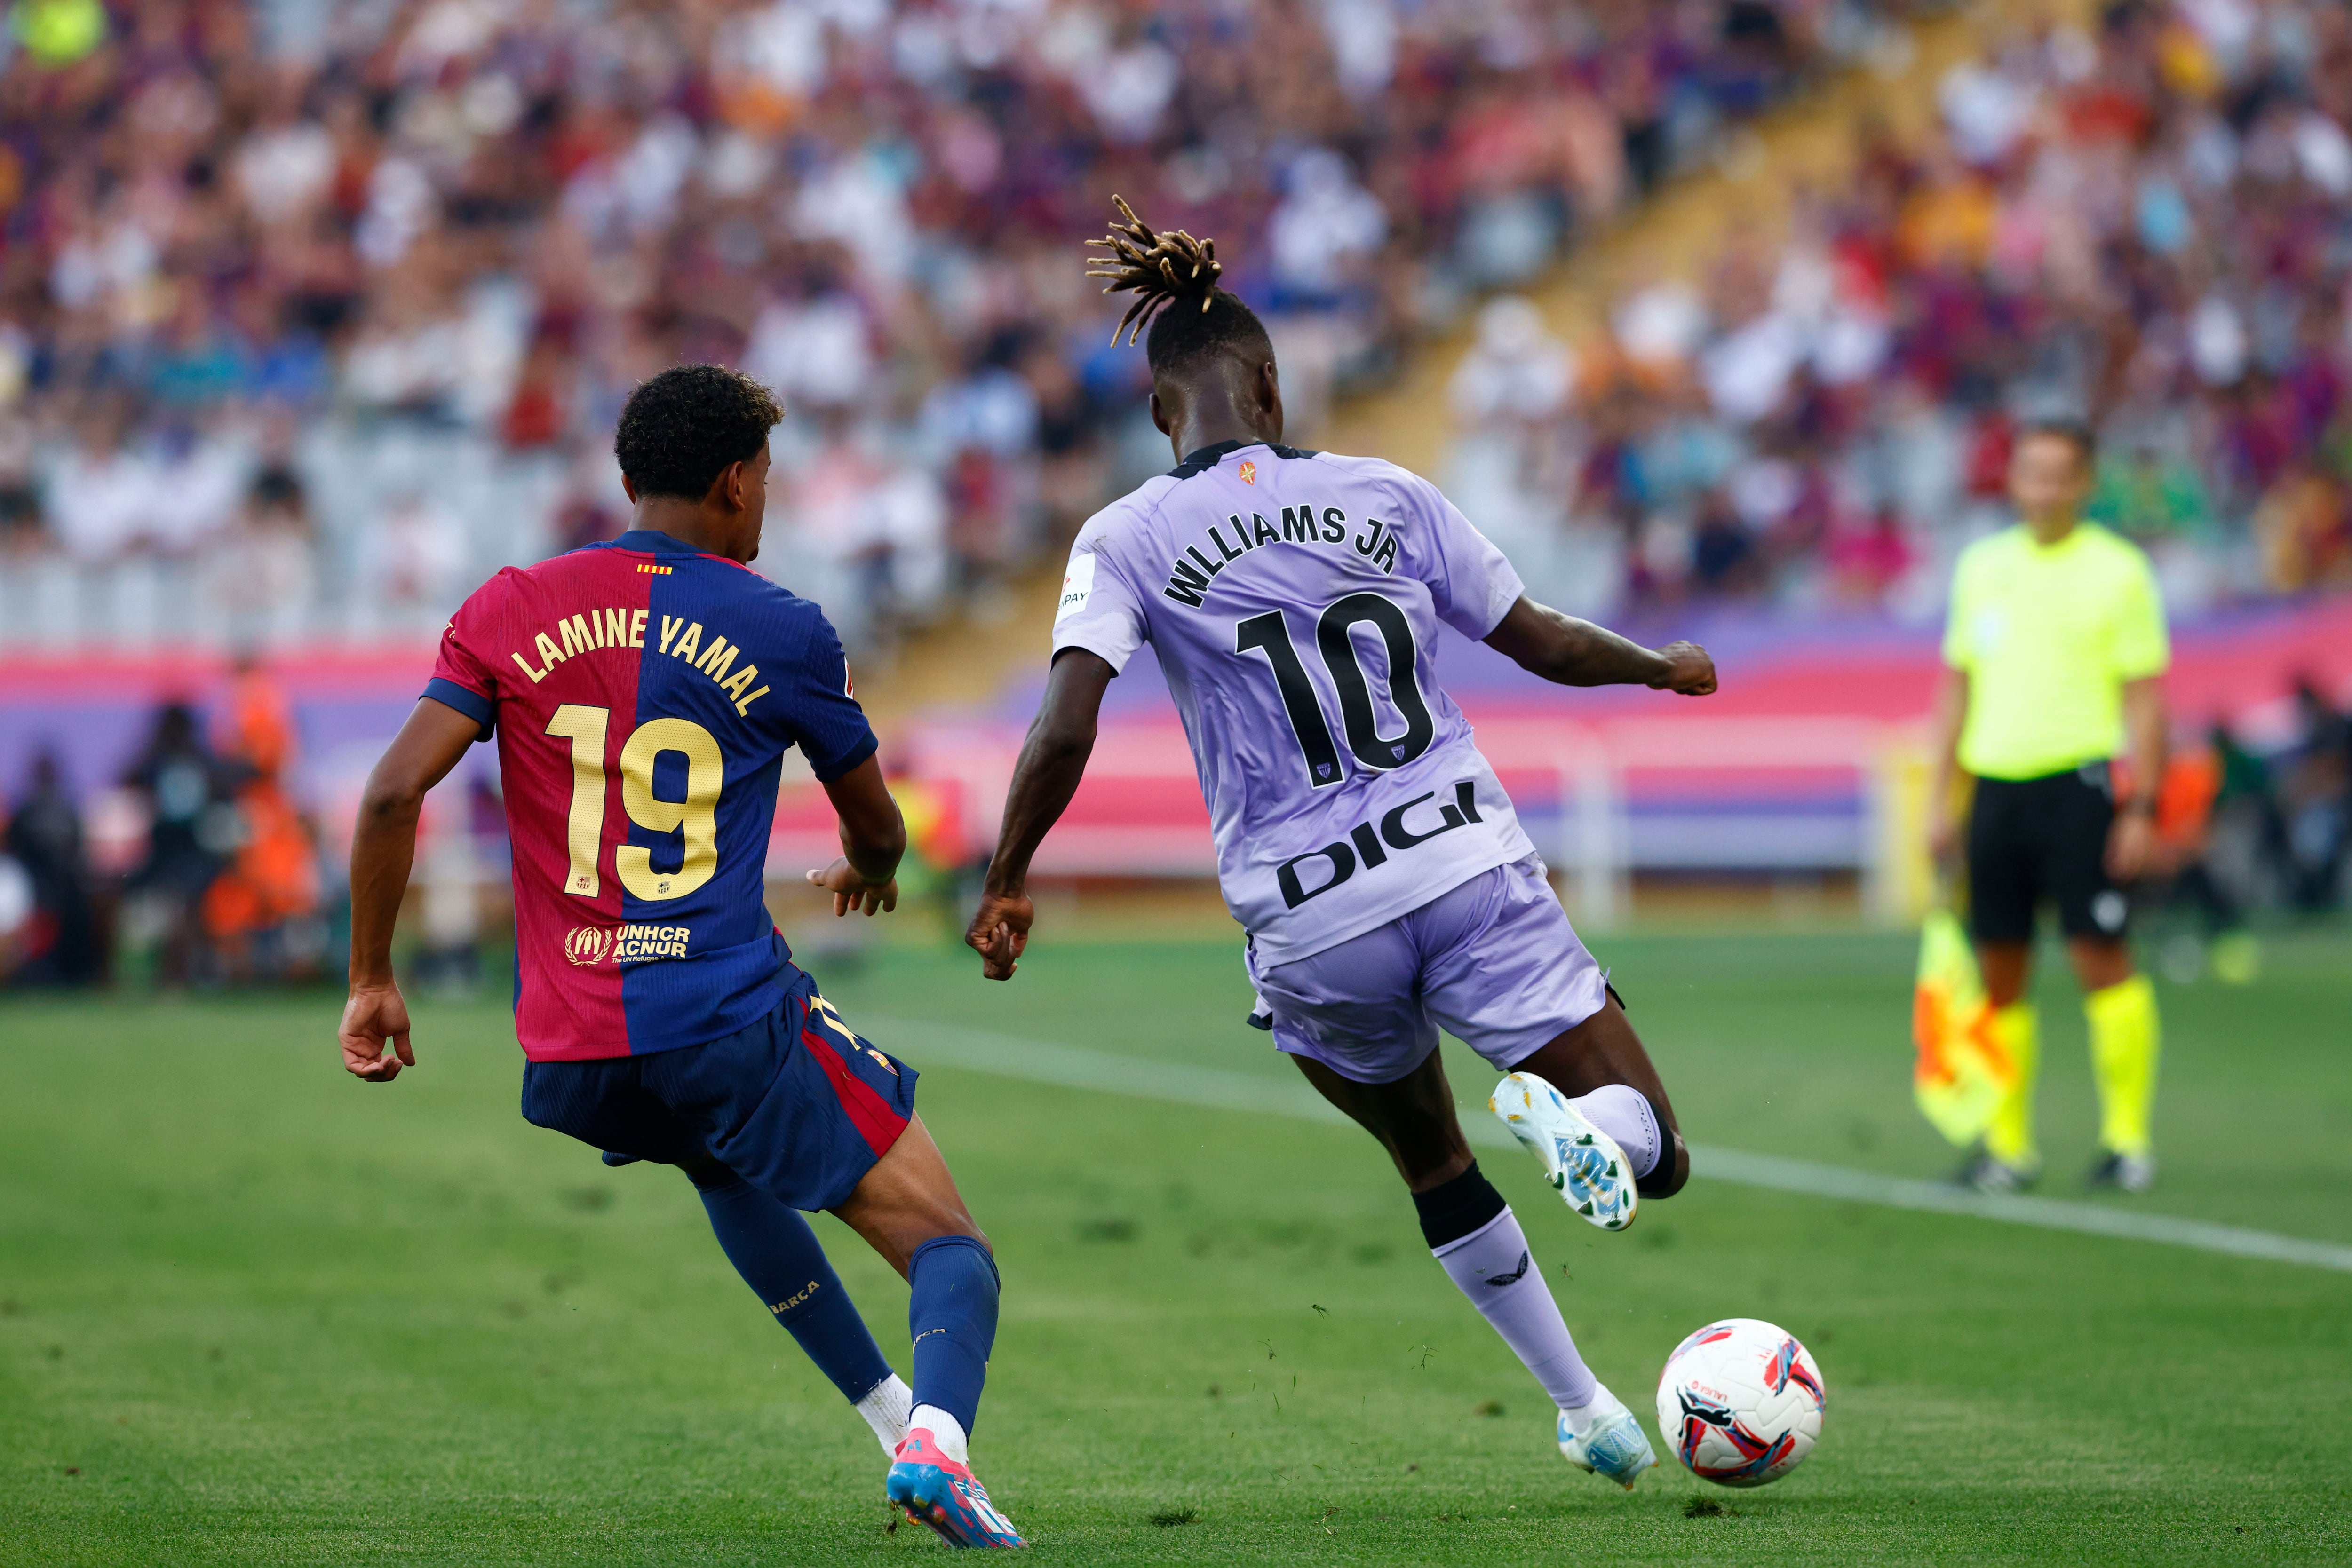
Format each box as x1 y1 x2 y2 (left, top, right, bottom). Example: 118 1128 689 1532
1910 906 2014 1146
423 528 877 1062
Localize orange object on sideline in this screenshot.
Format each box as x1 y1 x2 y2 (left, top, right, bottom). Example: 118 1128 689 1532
202 664 321 940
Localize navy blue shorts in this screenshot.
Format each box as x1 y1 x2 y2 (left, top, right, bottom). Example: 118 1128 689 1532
520 968 918 1212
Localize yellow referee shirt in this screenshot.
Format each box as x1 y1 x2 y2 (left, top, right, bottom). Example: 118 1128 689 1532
1941 523 2169 781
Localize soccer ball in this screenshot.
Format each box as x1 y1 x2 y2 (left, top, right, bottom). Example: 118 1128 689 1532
1654 1317 1825 1487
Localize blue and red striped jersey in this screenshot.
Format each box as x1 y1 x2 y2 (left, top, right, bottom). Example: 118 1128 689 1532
423 528 876 1061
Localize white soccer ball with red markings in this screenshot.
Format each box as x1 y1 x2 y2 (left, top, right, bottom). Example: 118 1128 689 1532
1655 1317 1825 1487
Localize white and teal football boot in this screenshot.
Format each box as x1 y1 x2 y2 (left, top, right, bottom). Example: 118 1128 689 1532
1490 1071 1638 1232
1558 1388 1658 1490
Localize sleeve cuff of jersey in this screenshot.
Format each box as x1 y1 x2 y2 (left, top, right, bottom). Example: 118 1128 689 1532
1051 633 1133 674
1475 570 1527 639
422 678 494 740
809 730 879 784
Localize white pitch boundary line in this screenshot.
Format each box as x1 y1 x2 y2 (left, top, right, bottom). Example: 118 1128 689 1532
866 1014 2352 1278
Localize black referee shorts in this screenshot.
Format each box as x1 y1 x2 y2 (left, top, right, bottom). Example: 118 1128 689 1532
1967 764 2129 945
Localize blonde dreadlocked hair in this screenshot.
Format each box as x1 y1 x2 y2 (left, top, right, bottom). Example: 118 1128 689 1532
1085 195 1273 376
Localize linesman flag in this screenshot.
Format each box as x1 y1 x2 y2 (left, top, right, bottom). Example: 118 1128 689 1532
1911 906 2015 1146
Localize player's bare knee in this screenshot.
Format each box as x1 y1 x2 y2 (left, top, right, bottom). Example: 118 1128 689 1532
886 1221 989 1282
928 1207 989 1256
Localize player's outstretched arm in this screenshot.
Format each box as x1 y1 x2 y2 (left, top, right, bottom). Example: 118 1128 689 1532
966 649 1115 980
806 754 906 916
1483 597 1716 695
341 697 481 1082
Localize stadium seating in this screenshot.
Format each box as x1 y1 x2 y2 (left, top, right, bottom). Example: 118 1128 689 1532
7 0 2352 925
1437 0 2352 623
0 0 1916 657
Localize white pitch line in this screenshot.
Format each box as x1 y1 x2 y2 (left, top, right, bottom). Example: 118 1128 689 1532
867 1014 2352 1278
1687 1147 2352 1275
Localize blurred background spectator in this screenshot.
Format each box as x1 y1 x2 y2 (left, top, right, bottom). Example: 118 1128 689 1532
1446 0 2352 622
2 0 2349 998
2 750 103 984
117 700 233 988
0 0 1912 662
95 670 324 989
2280 674 2351 906
198 657 325 980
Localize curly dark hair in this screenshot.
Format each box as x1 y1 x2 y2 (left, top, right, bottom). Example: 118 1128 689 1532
1085 195 1273 379
614 364 782 500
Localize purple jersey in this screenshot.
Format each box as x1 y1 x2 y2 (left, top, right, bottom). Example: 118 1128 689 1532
1051 439 1537 963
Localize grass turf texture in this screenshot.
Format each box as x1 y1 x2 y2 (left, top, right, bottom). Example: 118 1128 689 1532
2 928 2347 1563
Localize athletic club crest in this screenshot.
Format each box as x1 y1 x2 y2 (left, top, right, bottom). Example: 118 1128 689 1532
564 926 613 967
1237 460 1257 484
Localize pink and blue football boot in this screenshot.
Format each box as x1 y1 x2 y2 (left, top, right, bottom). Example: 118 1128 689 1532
887 1427 1027 1549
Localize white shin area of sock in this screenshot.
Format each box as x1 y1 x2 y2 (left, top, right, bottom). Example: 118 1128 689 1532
909 1403 969 1464
1570 1083 1661 1179
1431 1209 1598 1415
856 1373 914 1457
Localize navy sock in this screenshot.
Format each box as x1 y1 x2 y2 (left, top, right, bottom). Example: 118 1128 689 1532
1410 1161 1509 1249
695 1170 892 1402
906 1235 999 1436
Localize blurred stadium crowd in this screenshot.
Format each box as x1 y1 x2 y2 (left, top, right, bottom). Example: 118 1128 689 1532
7 0 2352 989
0 0 1908 657
1450 0 2352 620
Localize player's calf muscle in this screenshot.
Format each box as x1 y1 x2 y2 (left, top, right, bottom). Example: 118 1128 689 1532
834 1118 988 1276
1377 1126 1476 1191
1291 1053 1474 1189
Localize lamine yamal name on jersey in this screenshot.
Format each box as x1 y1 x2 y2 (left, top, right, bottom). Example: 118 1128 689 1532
1162 502 1400 606
501 602 773 715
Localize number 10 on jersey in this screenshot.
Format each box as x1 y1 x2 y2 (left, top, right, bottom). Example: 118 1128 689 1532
1236 593 1435 787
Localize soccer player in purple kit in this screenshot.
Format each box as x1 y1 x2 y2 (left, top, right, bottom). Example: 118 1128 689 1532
338 366 1025 1548
968 201 1718 1490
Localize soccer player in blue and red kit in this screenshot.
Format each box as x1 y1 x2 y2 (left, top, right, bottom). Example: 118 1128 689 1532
338 366 1025 1548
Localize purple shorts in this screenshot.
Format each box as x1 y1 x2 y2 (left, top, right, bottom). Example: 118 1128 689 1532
1244 855 1606 1085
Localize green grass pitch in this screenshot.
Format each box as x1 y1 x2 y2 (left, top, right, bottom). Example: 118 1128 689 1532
3 926 2349 1563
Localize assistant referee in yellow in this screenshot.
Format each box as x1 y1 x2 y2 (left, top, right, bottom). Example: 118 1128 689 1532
1927 421 2168 1195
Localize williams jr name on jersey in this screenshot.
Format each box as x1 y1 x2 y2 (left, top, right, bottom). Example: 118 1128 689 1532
1051 440 1537 966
